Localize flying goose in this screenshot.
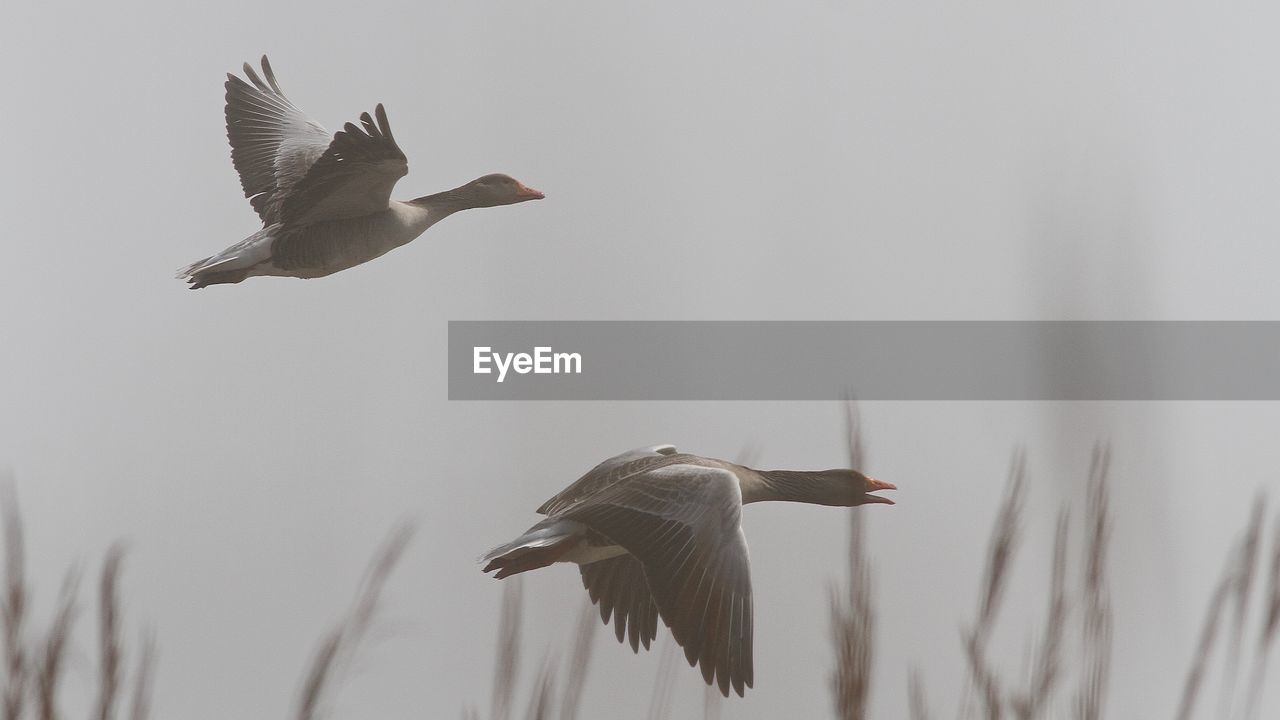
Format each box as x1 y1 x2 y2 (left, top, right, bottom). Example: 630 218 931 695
178 56 543 289
481 444 896 697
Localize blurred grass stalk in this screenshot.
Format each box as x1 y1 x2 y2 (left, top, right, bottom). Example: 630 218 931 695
0 486 155 720
952 445 1110 720
1175 493 1280 720
295 523 413 720
3 419 1279 720
830 404 1119 720
467 578 597 720
830 401 875 719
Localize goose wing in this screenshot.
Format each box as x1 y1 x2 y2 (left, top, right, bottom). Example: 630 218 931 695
225 56 408 225
224 56 331 223
563 464 753 697
537 445 679 516
579 555 660 653
277 103 408 225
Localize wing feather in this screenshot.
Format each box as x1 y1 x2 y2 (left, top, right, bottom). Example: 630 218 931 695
579 555 660 652
224 56 331 223
224 57 409 225
536 445 680 516
563 465 753 697
278 102 408 224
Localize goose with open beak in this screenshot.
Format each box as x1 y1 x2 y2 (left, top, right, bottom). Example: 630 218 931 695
480 444 896 697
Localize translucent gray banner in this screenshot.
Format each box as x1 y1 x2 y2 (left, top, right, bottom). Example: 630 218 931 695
447 321 1280 400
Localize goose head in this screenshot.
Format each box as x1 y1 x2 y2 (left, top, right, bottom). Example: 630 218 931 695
754 468 896 506
460 173 545 208
852 472 897 505
804 470 896 506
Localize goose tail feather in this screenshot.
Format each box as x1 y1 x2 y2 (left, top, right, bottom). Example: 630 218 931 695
481 521 579 580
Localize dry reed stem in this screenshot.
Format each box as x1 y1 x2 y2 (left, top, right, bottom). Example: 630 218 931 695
843 399 866 472
1 486 27 720
1263 514 1280 650
4 492 153 720
831 400 875 719
1244 514 1280 720
830 524 874 719
295 523 414 720
1011 510 1068 720
1173 572 1231 720
558 602 595 720
0 492 151 720
480 580 609 720
34 571 78 720
1217 496 1265 719
1076 444 1112 720
964 451 1026 720
297 632 341 720
1173 502 1260 720
522 654 555 720
491 579 523 720
95 546 125 720
126 629 156 720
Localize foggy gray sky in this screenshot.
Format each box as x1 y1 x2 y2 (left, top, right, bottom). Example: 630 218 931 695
3 1 1279 718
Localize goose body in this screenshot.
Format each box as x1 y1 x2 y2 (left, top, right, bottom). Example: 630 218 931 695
481 444 896 697
179 57 543 289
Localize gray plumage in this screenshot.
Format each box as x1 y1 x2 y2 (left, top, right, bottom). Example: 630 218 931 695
481 445 896 697
179 56 543 289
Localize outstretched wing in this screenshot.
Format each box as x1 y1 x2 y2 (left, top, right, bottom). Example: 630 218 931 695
563 464 754 697
579 555 660 653
537 445 680 516
277 103 408 225
224 56 331 223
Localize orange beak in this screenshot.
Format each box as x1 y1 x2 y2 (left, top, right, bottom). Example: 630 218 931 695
515 183 545 200
867 477 896 492
864 476 897 504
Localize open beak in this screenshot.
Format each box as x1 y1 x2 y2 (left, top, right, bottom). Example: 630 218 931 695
515 183 545 200
864 476 897 505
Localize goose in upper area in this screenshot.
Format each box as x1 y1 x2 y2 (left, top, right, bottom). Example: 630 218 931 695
481 444 896 697
178 56 543 289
